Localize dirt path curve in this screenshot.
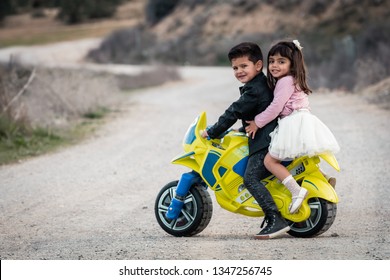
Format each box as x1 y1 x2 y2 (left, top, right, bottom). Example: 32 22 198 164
0 41 389 260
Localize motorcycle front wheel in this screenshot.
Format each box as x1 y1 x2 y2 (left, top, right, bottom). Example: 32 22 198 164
287 197 337 238
154 180 213 237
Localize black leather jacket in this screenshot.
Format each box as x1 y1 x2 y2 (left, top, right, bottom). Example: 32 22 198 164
207 72 277 156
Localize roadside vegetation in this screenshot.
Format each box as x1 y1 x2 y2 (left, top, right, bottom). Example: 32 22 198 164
0 0 124 24
0 62 181 165
0 114 98 165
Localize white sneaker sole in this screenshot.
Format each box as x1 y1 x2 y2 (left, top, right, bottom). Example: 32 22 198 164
254 225 290 240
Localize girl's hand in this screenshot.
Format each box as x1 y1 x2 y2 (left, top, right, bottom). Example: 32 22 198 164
245 120 259 139
201 130 209 138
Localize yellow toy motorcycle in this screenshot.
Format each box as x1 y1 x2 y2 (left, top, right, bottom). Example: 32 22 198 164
155 112 340 238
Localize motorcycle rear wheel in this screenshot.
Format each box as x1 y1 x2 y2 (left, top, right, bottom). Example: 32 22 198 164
287 197 337 238
155 181 213 237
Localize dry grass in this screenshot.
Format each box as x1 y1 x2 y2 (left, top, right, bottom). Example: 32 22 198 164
0 62 181 129
0 63 120 164
0 1 146 48
0 61 181 165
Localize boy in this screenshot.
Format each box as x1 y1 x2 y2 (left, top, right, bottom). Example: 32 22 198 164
202 42 290 239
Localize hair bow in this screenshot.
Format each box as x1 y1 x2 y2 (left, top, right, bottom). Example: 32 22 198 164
292 40 303 51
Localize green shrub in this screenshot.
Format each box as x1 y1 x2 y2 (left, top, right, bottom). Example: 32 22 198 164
57 0 123 24
83 107 110 119
145 0 179 25
0 116 64 164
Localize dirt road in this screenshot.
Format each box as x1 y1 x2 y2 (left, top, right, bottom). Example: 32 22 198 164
0 42 389 260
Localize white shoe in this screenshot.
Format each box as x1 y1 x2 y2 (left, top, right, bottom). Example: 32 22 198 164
289 188 308 214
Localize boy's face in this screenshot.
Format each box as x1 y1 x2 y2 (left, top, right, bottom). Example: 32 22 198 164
231 56 262 84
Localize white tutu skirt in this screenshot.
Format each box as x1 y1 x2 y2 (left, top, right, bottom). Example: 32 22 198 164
269 110 340 160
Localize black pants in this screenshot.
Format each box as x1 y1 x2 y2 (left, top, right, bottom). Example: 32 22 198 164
243 148 278 215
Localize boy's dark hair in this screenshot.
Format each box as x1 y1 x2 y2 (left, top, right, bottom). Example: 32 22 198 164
228 42 263 65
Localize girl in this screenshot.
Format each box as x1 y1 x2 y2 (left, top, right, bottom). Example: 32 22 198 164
245 40 340 214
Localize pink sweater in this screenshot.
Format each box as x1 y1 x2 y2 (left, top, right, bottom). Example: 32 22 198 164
254 75 310 128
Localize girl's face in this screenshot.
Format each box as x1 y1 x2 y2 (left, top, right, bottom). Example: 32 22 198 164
268 53 291 79
231 56 262 84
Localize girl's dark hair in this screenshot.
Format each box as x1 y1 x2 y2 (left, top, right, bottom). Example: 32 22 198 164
228 42 263 70
267 41 312 94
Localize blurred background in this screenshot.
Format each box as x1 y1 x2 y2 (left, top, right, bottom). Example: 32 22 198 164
1 0 389 91
1 0 389 163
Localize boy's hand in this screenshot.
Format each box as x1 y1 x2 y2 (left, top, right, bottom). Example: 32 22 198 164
245 120 258 139
201 130 209 138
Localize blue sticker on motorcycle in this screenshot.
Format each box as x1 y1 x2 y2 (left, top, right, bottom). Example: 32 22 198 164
202 150 221 187
218 166 227 177
233 156 248 177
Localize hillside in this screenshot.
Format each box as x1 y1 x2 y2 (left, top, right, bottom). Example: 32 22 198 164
1 0 389 94
87 0 390 92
